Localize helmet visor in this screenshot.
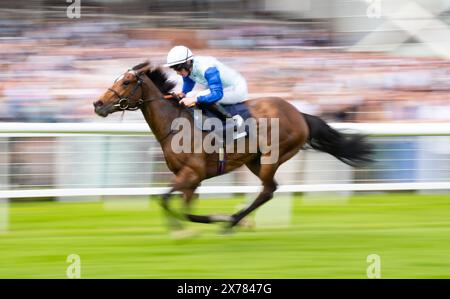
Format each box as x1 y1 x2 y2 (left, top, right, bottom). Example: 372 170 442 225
170 62 190 72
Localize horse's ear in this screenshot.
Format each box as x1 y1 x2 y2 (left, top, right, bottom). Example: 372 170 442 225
134 61 151 75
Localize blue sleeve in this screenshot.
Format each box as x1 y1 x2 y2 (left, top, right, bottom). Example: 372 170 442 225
182 76 196 94
196 67 223 104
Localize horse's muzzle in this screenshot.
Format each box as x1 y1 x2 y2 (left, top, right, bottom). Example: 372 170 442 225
93 101 109 117
93 100 103 108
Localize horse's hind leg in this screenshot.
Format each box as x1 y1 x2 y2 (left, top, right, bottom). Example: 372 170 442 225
225 142 303 230
225 158 278 230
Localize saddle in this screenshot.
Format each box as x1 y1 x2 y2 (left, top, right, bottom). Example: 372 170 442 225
190 102 252 141
165 93 252 142
167 94 252 174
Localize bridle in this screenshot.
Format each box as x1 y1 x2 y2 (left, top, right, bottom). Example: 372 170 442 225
106 69 183 142
108 70 183 112
108 71 147 111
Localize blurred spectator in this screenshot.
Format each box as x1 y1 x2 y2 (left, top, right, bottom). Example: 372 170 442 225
1 6 449 123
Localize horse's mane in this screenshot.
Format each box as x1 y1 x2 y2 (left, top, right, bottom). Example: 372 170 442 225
132 62 176 94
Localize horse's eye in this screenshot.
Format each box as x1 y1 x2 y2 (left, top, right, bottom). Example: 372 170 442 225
123 81 130 86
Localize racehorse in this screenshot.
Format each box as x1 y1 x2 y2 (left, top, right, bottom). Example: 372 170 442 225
94 61 372 232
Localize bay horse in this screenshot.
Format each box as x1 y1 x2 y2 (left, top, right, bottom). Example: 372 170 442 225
94 61 372 232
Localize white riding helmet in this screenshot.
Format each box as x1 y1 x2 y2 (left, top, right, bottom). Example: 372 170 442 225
164 45 194 67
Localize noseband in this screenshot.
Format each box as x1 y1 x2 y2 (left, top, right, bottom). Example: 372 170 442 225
108 72 145 111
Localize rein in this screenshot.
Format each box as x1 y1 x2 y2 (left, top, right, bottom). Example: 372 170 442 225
108 73 181 111
107 71 182 143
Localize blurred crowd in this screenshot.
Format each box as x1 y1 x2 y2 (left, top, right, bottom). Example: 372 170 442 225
1 8 450 123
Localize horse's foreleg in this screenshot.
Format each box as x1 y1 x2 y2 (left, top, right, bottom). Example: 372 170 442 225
180 187 234 223
185 214 234 224
180 187 196 213
160 187 184 230
164 167 233 225
161 187 174 210
160 166 202 229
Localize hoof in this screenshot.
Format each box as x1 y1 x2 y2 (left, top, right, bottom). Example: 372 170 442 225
237 218 255 229
219 225 234 235
219 218 237 235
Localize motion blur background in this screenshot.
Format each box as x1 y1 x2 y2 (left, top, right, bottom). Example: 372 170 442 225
1 0 450 123
0 0 450 278
0 0 449 195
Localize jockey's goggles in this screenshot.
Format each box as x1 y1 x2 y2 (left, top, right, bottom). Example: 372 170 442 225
170 64 184 71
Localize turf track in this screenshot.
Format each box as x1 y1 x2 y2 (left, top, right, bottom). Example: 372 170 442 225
1 193 450 278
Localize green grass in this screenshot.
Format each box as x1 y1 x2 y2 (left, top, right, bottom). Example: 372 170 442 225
1 193 450 278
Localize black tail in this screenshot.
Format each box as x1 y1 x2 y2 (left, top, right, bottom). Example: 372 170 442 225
302 113 373 167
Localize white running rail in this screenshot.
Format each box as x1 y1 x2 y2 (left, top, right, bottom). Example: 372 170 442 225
0 122 449 198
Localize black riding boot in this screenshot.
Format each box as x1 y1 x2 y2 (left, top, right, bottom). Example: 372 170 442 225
206 103 245 141
207 103 232 121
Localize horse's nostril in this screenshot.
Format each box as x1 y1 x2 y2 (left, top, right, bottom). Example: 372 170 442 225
94 100 103 107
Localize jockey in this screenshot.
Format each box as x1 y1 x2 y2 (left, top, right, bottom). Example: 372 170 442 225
164 45 247 126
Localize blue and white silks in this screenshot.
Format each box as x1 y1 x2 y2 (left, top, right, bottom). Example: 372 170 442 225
182 56 247 105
